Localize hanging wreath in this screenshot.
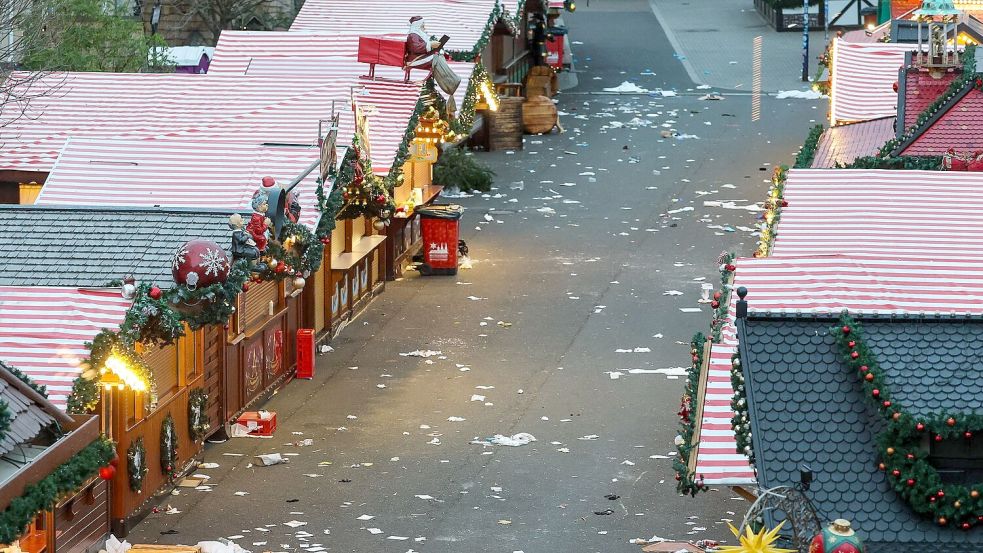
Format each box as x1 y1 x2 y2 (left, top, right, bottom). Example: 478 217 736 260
127 437 148 493
160 414 179 482
834 314 983 530
188 388 209 441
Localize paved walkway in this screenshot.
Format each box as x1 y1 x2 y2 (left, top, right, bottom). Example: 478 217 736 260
648 0 827 92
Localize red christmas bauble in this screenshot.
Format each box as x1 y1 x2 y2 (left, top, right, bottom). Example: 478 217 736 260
916 422 926 431
947 417 956 427
865 373 874 382
242 282 250 292
962 522 971 530
935 434 944 442
148 285 162 300
859 365 868 373
780 199 789 207
892 469 901 477
99 465 116 480
713 291 722 300
109 453 120 468
892 81 899 93
711 300 720 309
871 389 880 398
850 351 860 359
882 400 892 408
842 325 851 335
906 453 915 460
877 462 886 471
965 431 973 440
929 496 937 503
172 240 230 288
725 263 736 272
375 194 386 204
937 489 945 497
907 478 916 486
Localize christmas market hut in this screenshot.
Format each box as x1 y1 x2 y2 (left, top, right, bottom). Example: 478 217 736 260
207 30 481 280
675 168 983 498
0 204 256 536
0 362 114 553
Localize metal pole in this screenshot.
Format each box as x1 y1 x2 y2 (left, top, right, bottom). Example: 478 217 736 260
824 0 829 44
802 0 810 82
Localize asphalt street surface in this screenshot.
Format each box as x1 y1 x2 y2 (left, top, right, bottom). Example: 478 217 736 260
131 1 822 550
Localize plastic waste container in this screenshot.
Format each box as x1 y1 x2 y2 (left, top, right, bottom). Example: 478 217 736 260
417 204 463 276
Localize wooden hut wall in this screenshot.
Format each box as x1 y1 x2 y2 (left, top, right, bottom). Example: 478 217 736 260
53 479 110 553
110 333 203 534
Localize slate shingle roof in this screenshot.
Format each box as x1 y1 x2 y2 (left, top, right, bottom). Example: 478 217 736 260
739 314 983 553
0 206 241 288
0 374 55 457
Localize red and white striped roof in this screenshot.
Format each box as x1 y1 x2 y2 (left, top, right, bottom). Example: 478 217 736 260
772 169 983 259
0 73 420 175
0 287 131 410
209 31 475 108
37 139 328 228
692 168 983 485
830 39 910 125
290 0 499 54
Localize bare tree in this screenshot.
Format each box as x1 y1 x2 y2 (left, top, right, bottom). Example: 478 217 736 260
171 0 292 45
0 0 53 132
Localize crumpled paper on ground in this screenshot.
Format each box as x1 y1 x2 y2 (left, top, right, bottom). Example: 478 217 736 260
470 433 536 447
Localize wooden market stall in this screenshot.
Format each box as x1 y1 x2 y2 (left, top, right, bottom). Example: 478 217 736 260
0 364 111 553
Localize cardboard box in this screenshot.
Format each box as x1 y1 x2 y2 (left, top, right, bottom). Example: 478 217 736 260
236 410 277 436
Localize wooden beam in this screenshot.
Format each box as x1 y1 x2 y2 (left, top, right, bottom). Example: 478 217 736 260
687 337 714 476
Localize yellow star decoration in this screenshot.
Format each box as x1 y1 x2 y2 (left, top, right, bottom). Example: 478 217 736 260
717 521 797 553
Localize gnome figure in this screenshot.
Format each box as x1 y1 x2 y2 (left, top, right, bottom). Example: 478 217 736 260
229 213 260 262
405 16 442 70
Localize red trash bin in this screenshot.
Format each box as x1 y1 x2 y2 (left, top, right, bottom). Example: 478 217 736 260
296 329 315 379
546 27 567 69
417 204 464 276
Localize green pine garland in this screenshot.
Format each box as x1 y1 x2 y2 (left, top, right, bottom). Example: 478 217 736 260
794 124 824 168
448 3 503 62
67 329 157 415
0 360 47 398
0 437 114 545
127 437 148 493
160 413 178 482
674 332 708 496
730 350 753 465
834 314 983 530
118 282 185 347
754 166 787 258
710 252 736 342
840 155 944 170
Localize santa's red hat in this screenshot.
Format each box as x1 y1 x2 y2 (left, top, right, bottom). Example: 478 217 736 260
261 176 277 187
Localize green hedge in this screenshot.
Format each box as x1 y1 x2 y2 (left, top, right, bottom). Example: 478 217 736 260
794 124 824 168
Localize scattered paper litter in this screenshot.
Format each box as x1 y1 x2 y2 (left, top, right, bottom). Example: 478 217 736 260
447 416 466 422
470 433 537 447
414 494 435 500
357 515 375 521
775 89 826 100
615 347 651 353
666 206 694 214
628 367 689 377
603 81 650 93
578 434 600 441
366 528 383 535
284 521 307 528
662 290 683 296
399 350 442 358
470 394 486 402
679 307 702 313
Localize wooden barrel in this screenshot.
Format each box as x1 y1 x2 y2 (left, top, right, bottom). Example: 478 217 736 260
522 95 557 134
488 97 524 151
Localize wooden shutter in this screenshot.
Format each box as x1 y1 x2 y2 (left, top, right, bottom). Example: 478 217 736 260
145 343 179 400
243 280 278 333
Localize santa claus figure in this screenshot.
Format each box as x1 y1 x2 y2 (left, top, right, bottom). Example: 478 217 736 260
405 16 442 70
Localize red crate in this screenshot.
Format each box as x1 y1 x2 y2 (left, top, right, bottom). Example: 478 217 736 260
236 411 277 436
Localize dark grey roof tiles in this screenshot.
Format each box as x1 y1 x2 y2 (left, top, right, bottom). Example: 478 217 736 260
739 315 983 552
0 377 55 457
0 206 242 287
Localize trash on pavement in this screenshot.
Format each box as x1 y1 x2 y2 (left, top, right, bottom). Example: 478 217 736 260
254 453 287 466
470 433 537 447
